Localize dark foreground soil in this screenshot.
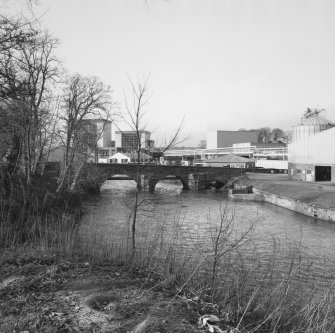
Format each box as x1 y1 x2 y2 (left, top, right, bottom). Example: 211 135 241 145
0 255 204 333
0 249 231 333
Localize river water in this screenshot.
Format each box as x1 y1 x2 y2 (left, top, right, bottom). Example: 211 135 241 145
80 180 335 285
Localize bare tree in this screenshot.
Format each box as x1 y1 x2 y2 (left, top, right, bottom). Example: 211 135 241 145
257 127 272 143
0 25 60 182
118 75 183 256
0 15 36 55
272 128 285 142
56 73 114 193
0 16 36 169
0 13 41 101
209 202 254 287
19 33 60 179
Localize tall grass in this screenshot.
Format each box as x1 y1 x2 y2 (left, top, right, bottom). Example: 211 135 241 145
0 169 78 255
78 201 335 333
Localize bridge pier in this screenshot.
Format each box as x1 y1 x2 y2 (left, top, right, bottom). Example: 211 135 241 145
148 179 158 191
189 174 212 191
139 175 153 191
179 177 190 191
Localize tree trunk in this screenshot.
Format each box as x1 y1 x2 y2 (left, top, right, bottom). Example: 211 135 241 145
131 189 138 258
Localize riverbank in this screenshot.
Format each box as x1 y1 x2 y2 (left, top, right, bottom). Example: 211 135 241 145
0 250 201 333
234 173 335 221
3 234 335 332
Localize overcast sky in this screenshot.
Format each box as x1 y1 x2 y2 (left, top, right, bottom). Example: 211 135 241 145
5 0 335 146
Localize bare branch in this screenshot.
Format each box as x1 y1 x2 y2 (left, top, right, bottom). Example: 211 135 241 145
56 73 114 193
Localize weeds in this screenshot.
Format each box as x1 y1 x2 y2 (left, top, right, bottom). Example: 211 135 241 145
0 169 79 253
78 199 335 333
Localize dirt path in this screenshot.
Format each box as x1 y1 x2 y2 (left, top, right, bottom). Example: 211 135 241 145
0 256 202 333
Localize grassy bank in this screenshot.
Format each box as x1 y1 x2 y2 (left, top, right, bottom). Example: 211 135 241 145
1 175 335 332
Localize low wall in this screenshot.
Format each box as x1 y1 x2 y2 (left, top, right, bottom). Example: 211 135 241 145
252 187 335 222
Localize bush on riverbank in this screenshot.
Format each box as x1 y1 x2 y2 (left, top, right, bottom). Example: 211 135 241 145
0 169 80 252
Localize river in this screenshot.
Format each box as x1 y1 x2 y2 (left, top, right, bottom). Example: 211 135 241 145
80 179 335 285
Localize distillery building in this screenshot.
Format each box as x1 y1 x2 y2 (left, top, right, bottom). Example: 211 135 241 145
288 108 335 182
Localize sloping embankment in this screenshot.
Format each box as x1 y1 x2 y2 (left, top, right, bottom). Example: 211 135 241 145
234 175 335 222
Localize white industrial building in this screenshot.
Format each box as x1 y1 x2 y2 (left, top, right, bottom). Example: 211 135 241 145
288 108 335 182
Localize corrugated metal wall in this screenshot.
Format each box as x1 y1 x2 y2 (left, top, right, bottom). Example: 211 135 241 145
289 127 335 164
292 124 323 142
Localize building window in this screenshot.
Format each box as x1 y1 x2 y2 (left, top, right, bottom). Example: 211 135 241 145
121 159 128 164
306 170 312 174
122 133 139 152
296 169 302 174
99 150 109 157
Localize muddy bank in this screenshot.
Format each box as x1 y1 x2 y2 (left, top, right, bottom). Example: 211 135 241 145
0 253 235 333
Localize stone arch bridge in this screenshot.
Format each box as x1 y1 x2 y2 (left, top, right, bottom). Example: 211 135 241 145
79 163 244 192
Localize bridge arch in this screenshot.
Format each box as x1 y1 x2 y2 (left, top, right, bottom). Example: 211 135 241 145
100 171 140 189
106 172 134 180
148 174 190 191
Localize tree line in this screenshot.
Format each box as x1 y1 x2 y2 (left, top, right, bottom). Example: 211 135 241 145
0 13 115 193
239 127 288 143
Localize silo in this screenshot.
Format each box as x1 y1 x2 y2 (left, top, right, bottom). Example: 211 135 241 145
292 108 334 142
